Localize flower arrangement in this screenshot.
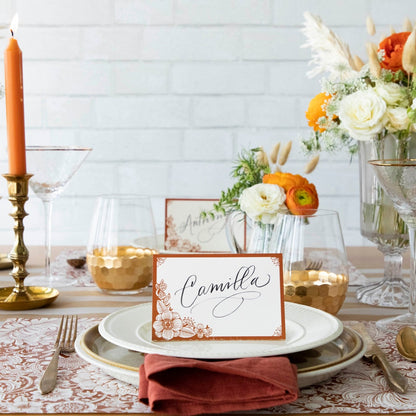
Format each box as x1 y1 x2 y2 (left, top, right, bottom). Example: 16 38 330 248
203 143 319 225
302 12 416 154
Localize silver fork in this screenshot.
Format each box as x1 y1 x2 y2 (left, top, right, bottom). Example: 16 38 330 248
305 260 323 271
39 315 78 394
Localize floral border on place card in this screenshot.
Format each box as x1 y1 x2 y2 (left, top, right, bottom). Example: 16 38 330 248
152 253 285 341
164 198 246 253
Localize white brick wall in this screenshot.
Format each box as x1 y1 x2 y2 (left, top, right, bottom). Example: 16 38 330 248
0 0 413 251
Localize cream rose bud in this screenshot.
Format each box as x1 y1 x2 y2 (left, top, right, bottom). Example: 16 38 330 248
338 89 386 141
374 81 408 106
239 183 286 224
386 107 410 132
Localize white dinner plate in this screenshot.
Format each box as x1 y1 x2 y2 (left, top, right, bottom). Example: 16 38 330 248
76 325 365 389
98 302 343 359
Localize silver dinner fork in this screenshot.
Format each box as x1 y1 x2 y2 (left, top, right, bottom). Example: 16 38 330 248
305 260 323 271
39 315 78 394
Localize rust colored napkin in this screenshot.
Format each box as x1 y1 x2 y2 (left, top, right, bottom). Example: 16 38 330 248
138 354 298 415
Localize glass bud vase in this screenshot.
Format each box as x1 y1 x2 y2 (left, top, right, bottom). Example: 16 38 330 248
356 134 415 307
226 211 274 253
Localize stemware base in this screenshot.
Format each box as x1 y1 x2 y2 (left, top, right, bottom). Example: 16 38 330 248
0 286 59 310
356 278 409 308
375 312 416 329
0 253 12 270
25 273 76 288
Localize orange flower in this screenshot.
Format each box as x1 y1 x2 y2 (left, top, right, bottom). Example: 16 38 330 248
286 184 319 216
379 32 411 72
305 92 333 132
263 172 309 193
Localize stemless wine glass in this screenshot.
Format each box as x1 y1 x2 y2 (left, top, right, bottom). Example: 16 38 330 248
87 195 158 295
369 159 416 328
25 146 91 287
269 209 349 315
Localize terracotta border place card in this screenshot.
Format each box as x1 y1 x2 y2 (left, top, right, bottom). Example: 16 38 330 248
152 253 285 341
164 198 246 252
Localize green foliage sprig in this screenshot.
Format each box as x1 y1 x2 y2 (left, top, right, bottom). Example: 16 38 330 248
201 148 270 219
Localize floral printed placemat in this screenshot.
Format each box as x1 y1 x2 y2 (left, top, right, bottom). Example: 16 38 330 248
1 317 415 414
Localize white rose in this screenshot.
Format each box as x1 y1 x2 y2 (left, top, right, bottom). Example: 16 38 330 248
385 107 410 132
338 89 386 141
374 82 408 106
239 183 287 224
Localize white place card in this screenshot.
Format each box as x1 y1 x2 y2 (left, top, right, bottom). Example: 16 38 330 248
164 198 246 252
152 253 285 341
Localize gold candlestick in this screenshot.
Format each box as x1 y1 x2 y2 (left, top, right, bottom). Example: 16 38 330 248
0 174 59 310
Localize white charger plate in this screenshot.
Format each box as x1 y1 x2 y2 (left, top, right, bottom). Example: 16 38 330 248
98 302 343 359
75 325 365 389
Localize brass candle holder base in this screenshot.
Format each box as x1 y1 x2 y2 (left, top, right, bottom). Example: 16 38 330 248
0 286 59 310
0 174 59 310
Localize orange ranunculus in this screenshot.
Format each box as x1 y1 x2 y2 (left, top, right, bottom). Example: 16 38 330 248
379 32 411 72
286 183 319 216
305 92 333 133
263 172 309 193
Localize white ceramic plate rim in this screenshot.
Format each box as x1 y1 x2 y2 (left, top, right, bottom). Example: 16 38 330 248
75 329 141 384
76 325 365 389
98 302 343 359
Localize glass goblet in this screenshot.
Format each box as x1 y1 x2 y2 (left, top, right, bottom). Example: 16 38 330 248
25 146 91 287
369 159 416 327
356 139 409 308
87 195 158 295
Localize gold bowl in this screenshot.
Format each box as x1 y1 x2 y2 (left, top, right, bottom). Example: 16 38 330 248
284 269 348 315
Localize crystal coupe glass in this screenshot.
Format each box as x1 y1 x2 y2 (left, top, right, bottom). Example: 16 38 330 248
25 146 91 287
370 159 416 327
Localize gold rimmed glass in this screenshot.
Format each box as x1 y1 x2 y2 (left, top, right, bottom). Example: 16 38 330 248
25 146 92 287
356 136 412 308
369 158 416 328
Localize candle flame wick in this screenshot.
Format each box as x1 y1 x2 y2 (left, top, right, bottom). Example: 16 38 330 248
9 13 18 37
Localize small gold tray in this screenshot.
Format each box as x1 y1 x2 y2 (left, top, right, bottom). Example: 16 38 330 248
0 286 59 310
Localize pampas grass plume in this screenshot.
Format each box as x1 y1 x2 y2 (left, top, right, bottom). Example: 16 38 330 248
270 142 281 164
366 42 381 78
366 16 376 36
353 55 365 70
304 154 320 174
278 141 292 166
256 147 269 167
403 17 413 32
402 28 416 74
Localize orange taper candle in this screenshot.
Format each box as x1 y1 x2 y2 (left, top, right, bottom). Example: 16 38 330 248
4 14 26 176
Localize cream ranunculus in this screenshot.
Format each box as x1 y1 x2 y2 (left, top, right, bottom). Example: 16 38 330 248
239 183 287 224
338 89 387 141
385 107 411 132
374 81 409 106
